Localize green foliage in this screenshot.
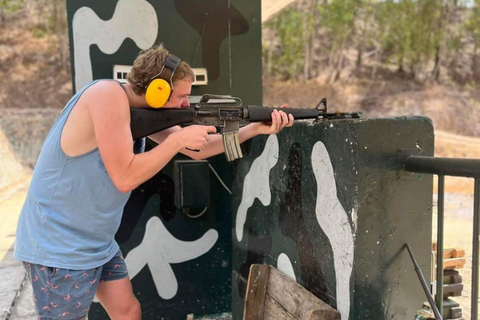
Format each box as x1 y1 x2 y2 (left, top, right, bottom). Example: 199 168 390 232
318 0 357 43
265 7 306 78
0 0 26 15
265 0 476 83
318 0 357 69
377 0 444 76
31 25 47 38
465 2 480 45
31 0 67 34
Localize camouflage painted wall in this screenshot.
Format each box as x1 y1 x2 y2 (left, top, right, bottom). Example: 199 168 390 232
66 0 262 105
231 117 434 320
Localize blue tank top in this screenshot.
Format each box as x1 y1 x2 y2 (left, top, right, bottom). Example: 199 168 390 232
14 80 131 269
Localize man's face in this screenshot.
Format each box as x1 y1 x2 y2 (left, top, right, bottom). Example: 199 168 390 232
162 79 192 108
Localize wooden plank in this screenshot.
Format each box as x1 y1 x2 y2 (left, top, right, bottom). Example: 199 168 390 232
451 307 462 318
434 257 466 269
263 294 297 320
431 242 465 259
443 257 466 270
308 309 341 320
453 249 465 258
432 248 466 259
244 264 270 320
443 283 464 293
266 265 339 320
442 248 456 259
444 269 460 276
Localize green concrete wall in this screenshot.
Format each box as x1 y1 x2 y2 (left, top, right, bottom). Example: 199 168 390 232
66 0 262 106
231 117 434 320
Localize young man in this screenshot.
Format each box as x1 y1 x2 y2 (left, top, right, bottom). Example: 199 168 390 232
14 45 293 320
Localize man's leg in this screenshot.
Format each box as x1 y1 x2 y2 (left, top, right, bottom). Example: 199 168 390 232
95 249 140 320
95 277 141 320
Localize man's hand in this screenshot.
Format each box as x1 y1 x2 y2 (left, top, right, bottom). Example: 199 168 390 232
256 104 294 135
170 125 217 150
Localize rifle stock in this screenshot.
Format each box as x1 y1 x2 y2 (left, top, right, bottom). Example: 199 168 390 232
130 108 195 140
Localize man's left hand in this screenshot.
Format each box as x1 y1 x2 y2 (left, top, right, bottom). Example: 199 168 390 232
257 104 294 135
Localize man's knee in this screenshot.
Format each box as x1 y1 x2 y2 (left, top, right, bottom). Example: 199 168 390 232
113 298 141 320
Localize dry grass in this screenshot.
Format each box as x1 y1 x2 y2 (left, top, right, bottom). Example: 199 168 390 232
0 27 72 110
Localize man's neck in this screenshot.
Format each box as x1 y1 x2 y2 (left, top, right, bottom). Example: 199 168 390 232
122 83 148 108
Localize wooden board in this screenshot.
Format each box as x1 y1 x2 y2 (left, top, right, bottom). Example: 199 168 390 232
439 248 466 259
264 294 297 320
244 264 270 320
443 257 466 270
431 242 465 259
431 244 466 269
244 264 341 320
308 310 341 320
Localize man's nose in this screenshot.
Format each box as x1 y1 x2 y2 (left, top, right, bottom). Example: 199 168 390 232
182 99 190 108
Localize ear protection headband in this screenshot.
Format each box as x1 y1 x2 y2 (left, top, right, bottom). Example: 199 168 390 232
144 54 181 108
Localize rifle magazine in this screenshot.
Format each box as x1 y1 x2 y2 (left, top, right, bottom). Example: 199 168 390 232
223 131 243 162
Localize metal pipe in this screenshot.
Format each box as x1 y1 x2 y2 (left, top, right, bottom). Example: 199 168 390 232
405 156 480 178
405 244 443 320
472 178 480 320
436 175 445 317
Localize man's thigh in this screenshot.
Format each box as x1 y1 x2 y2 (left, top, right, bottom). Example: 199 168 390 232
95 250 139 319
23 262 101 320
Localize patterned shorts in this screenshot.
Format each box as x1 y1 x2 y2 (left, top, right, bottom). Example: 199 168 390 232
22 249 129 320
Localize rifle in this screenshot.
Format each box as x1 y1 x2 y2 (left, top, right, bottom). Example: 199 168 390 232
130 94 362 161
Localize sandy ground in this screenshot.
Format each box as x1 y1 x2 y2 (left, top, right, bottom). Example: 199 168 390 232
0 129 31 262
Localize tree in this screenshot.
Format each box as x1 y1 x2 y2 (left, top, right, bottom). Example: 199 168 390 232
465 1 480 79
318 0 357 82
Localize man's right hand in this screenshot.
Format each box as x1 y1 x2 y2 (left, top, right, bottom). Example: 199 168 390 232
171 125 217 150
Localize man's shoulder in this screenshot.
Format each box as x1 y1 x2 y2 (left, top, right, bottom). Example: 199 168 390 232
86 79 124 93
82 80 127 106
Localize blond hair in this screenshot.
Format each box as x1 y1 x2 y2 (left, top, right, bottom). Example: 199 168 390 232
127 45 195 95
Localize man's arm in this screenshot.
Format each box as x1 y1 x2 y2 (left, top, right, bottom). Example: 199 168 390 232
86 81 215 193
149 109 293 160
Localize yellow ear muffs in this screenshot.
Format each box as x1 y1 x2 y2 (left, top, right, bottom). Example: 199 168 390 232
143 54 181 108
145 78 172 108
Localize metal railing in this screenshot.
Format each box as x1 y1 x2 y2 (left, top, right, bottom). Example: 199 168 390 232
405 156 480 319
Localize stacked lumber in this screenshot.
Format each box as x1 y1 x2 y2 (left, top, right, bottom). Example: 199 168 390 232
432 242 466 320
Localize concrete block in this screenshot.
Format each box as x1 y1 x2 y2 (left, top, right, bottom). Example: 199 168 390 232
232 117 434 320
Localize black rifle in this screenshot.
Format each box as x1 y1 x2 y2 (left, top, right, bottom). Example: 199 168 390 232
130 94 362 161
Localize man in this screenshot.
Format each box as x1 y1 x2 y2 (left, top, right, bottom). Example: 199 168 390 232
14 45 293 320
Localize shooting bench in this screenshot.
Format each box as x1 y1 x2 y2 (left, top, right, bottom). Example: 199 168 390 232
243 264 341 320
